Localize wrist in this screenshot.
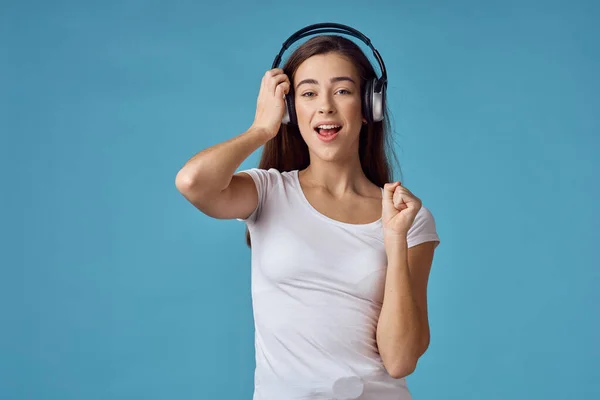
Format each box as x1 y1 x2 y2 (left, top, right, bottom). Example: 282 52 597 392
384 235 408 257
384 233 408 245
248 125 276 141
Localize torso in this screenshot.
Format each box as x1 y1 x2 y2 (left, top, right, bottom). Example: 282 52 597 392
243 167 414 399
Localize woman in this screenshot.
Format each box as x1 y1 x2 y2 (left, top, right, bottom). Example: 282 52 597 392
176 25 440 400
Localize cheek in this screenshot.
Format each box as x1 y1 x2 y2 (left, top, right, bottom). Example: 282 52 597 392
294 101 311 120
345 96 363 113
295 103 316 136
293 104 314 138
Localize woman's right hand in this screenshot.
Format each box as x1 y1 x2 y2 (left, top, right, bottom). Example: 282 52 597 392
251 68 291 139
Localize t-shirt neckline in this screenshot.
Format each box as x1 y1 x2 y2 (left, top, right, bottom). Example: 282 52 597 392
293 170 383 229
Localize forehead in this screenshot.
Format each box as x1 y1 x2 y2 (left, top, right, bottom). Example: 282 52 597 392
293 53 359 82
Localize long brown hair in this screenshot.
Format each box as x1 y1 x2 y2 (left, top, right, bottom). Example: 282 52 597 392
245 34 402 247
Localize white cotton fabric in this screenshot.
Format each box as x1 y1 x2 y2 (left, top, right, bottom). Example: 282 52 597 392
237 168 440 400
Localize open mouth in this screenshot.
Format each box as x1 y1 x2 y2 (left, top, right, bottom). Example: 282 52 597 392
314 124 342 137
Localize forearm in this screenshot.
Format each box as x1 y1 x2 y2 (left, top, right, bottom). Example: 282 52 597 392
376 238 424 378
175 126 271 193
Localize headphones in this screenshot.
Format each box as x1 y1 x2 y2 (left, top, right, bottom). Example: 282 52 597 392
272 22 388 126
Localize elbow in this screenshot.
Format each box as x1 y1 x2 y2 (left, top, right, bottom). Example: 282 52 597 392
381 336 429 379
175 169 208 195
175 170 194 192
386 359 418 379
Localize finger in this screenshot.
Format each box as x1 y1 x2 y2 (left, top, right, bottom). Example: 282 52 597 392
275 81 290 97
267 73 291 94
265 69 287 83
267 68 284 76
383 182 401 202
393 191 408 209
275 82 290 98
263 69 281 82
261 69 285 88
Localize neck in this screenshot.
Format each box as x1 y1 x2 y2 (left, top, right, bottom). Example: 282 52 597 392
299 154 370 198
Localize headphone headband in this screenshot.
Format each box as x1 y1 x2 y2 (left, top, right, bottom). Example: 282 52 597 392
271 23 387 91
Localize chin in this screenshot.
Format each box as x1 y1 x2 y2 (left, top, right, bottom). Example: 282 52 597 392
313 151 342 162
309 143 356 163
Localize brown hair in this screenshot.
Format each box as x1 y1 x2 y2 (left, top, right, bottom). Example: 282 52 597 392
245 34 402 247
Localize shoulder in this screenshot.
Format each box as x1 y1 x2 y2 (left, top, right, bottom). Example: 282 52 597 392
407 205 441 249
237 167 296 180
237 167 293 189
235 168 298 224
235 167 297 202
415 205 436 222
237 167 281 180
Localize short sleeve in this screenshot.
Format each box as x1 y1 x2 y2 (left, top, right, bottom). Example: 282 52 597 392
235 168 274 224
407 205 441 249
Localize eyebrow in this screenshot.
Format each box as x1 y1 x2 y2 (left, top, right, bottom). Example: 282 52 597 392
295 76 356 89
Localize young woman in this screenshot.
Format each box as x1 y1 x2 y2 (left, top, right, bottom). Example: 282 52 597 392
176 24 440 400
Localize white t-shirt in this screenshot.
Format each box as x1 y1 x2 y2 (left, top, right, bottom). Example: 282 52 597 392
237 168 440 400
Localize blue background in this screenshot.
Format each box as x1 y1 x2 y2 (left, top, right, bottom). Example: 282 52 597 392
2 0 599 399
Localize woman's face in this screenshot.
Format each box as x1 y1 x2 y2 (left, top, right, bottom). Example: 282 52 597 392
293 52 366 162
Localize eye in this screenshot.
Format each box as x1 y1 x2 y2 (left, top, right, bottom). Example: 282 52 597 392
301 91 315 97
337 89 351 95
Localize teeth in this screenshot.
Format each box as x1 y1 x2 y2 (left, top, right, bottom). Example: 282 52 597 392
317 124 340 129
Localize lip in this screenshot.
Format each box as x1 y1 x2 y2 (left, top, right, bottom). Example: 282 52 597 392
316 129 340 142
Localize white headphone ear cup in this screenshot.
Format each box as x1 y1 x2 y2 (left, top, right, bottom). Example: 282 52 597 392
372 90 383 122
371 82 385 122
284 93 298 125
282 102 290 124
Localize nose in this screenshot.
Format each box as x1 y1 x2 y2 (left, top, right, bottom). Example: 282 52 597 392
318 95 336 115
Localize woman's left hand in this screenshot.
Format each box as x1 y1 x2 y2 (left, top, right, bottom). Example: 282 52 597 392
382 181 422 240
